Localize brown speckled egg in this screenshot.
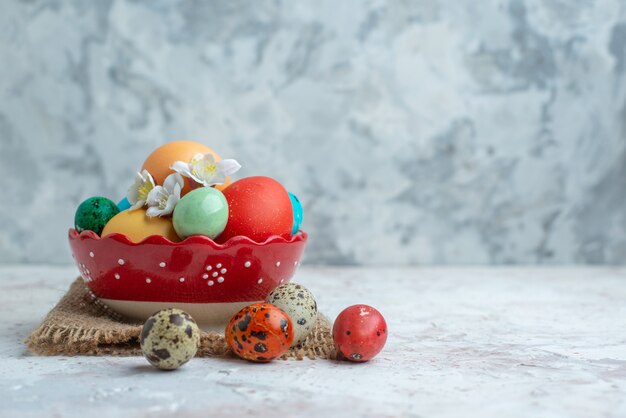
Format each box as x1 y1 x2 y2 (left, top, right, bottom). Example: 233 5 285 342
140 308 200 370
266 283 317 347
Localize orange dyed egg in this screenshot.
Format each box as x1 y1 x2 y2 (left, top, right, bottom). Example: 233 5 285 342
141 141 231 195
225 302 293 362
101 209 181 243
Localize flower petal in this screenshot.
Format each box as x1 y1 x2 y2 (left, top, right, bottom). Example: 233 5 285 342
187 173 207 187
135 171 145 183
147 186 163 206
141 170 156 188
163 173 184 192
126 173 144 204
129 200 145 211
172 182 182 198
209 172 226 186
189 156 205 172
216 159 241 176
188 165 212 186
127 187 139 205
161 195 179 216
146 206 161 217
201 153 217 164
170 161 193 178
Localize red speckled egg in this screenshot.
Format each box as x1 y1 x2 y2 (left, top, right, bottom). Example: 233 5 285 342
218 176 293 243
332 304 387 362
225 302 293 362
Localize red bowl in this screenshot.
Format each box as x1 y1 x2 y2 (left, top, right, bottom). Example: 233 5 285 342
68 229 307 329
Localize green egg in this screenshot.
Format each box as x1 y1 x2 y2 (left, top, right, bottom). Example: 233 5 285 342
74 196 120 236
173 187 228 239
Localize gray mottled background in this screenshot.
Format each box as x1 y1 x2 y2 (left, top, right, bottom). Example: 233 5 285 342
1 0 626 265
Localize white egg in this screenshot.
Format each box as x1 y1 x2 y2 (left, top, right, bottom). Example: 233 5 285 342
266 283 318 347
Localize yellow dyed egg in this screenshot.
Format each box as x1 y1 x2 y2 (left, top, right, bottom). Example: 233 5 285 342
102 209 181 243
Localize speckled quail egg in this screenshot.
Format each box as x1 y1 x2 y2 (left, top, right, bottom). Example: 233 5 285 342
140 308 200 370
266 283 317 347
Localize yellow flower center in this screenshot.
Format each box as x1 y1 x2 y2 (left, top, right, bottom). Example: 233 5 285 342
138 182 153 200
192 162 216 179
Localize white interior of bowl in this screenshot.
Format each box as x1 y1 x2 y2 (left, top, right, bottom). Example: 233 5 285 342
102 298 261 331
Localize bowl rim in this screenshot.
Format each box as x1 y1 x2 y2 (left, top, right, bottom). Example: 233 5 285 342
68 228 307 248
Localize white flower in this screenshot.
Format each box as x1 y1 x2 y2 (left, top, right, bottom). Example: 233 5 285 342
127 170 155 211
171 153 241 187
146 173 184 217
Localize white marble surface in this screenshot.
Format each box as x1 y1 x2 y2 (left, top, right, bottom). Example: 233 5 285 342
1 266 625 417
2 1 626 266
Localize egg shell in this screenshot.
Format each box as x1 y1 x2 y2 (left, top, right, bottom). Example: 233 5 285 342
74 197 120 236
225 302 293 362
266 283 317 347
117 197 131 211
289 192 303 235
173 187 228 239
218 176 293 243
141 140 230 195
332 304 387 362
140 308 200 370
101 208 181 243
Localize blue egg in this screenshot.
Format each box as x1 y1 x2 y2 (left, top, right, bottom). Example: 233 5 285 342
289 192 303 235
117 197 131 211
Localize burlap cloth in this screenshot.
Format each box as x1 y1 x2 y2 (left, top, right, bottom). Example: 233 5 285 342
26 278 337 360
